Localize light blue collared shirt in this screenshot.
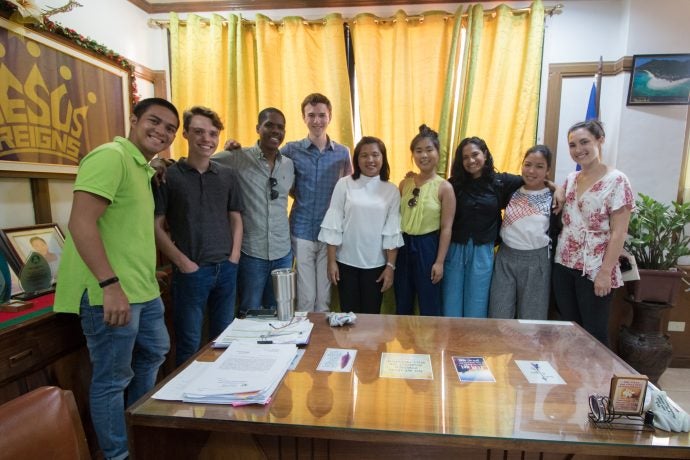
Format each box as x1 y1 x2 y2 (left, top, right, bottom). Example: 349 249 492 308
281 137 351 241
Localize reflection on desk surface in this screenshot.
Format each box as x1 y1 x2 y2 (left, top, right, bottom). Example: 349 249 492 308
130 314 690 452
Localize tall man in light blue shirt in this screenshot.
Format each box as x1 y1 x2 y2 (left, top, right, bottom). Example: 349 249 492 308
282 93 352 312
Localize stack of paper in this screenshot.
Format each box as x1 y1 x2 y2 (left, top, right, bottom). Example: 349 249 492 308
213 317 313 347
180 341 297 405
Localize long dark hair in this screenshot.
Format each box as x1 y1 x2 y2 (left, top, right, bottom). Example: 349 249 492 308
352 136 390 181
449 136 496 186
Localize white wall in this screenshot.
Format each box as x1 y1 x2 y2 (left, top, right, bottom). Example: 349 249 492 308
42 0 168 70
617 0 690 204
48 180 75 233
0 180 34 228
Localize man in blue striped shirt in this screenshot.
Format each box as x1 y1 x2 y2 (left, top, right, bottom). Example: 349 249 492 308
282 94 352 312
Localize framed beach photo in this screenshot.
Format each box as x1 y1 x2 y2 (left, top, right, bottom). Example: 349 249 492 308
0 223 65 283
627 54 690 105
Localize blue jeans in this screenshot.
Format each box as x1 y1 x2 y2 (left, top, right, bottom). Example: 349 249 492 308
394 232 441 316
237 250 293 315
442 240 494 317
172 260 238 365
80 293 169 460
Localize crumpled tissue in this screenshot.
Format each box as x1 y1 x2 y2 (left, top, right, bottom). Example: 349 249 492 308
326 312 357 327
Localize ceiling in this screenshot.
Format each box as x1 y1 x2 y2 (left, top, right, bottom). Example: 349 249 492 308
127 0 482 14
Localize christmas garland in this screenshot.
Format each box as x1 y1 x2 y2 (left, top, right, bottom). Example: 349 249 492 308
0 0 139 106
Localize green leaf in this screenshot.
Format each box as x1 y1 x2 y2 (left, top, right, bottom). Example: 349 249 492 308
625 193 690 270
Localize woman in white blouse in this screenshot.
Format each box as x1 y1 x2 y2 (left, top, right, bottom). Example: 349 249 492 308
319 136 404 313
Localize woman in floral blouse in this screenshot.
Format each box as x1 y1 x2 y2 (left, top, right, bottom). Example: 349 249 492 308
552 120 634 346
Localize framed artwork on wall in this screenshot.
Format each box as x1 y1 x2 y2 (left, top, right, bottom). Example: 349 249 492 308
627 54 690 105
0 223 65 283
0 16 131 175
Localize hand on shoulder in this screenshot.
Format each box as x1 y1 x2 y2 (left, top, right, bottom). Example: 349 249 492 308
223 139 242 151
150 157 174 186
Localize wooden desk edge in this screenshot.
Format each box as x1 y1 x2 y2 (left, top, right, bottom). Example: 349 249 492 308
126 410 690 458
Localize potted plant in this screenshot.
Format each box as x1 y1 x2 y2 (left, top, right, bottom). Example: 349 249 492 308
624 193 690 305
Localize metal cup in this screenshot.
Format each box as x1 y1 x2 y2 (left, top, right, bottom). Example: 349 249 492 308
271 268 295 321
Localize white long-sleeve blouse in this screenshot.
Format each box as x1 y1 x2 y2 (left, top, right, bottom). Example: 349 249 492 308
319 175 404 269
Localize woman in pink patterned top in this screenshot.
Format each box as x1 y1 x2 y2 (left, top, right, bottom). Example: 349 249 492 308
552 120 634 346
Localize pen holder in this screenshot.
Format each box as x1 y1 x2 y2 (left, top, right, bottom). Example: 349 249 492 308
272 268 295 321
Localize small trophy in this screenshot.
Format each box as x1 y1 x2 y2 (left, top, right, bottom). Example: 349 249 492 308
14 252 54 300
0 250 35 312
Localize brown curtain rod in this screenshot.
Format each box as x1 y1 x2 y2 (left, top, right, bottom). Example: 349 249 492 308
148 3 562 28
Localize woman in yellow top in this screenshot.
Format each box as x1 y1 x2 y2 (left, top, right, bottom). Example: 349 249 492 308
395 125 456 316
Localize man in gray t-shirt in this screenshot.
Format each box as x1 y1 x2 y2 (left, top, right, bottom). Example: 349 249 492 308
214 108 294 315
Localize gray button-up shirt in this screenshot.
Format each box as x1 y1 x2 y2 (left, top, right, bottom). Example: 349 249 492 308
213 144 294 260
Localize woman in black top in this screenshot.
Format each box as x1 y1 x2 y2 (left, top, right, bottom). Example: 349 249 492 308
441 137 523 317
442 137 562 318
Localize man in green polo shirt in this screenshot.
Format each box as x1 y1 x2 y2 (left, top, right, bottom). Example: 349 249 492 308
54 98 179 460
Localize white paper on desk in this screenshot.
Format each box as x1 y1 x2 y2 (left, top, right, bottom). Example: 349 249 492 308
379 353 433 380
317 348 357 372
152 361 213 401
288 349 305 371
213 317 313 347
184 341 297 397
518 319 573 326
515 360 566 384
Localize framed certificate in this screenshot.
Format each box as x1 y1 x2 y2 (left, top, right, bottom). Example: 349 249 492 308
609 374 648 415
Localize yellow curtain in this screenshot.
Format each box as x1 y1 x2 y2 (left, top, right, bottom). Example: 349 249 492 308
169 13 261 157
225 14 259 146
351 10 457 184
253 13 354 149
455 1 545 174
170 13 353 154
437 5 467 176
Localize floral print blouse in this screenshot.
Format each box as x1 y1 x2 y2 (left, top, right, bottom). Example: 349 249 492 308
555 169 634 288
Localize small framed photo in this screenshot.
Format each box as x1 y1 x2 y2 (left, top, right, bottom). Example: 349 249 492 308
627 54 690 105
0 224 65 283
609 374 648 415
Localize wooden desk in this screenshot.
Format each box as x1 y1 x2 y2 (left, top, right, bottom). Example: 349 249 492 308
127 314 690 459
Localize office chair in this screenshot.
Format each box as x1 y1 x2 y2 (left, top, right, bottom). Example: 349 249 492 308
0 386 91 460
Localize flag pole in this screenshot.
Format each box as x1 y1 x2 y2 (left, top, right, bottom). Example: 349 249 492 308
595 56 603 120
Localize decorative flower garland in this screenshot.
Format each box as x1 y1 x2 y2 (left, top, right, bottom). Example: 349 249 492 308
0 0 139 106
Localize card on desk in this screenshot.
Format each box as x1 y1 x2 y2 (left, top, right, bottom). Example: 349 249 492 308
514 360 566 385
317 348 356 372
453 356 496 382
379 352 433 380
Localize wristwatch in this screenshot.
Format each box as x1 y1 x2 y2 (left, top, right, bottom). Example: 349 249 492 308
98 276 120 288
